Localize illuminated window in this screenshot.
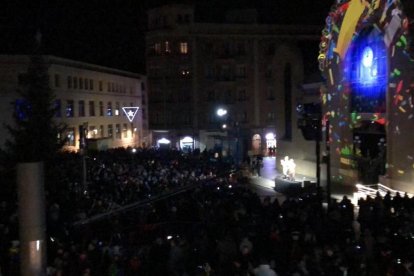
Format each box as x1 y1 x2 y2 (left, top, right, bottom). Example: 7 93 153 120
89 126 97 138
131 123 135 137
66 100 74 117
165 41 171 53
107 102 112 116
115 102 120 116
123 123 128 138
179 42 188 54
78 100 85 117
154 43 161 54
64 128 75 146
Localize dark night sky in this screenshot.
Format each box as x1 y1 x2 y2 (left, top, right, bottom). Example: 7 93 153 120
1 1 332 73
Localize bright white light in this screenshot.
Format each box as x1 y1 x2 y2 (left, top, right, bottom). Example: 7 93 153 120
158 138 171 144
167 235 173 240
222 124 227 129
132 148 137 153
362 46 373 68
122 107 140 122
36 240 40 251
265 133 275 140
217 108 227 117
181 136 193 143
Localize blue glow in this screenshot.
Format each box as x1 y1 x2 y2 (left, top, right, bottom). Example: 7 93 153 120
346 28 388 113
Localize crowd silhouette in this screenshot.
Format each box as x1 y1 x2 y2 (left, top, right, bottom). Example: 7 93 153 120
0 148 414 275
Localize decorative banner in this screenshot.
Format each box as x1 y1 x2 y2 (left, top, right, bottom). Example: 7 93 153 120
122 107 139 122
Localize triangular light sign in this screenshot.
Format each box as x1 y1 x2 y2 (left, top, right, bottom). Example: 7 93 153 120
122 107 140 122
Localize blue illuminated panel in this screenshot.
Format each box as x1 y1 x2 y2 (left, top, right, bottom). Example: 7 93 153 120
346 28 388 113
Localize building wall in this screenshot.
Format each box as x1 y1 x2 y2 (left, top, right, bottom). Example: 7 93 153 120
0 55 149 152
146 4 321 173
319 0 414 192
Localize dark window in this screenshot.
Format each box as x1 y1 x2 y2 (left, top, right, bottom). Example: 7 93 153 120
55 99 62 118
89 101 95 116
78 100 85 117
108 124 113 139
54 74 60 87
115 124 121 139
14 99 29 121
99 125 104 137
99 101 104 116
67 76 72 88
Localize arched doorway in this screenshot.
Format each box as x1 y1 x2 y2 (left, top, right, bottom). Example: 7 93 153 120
265 132 277 156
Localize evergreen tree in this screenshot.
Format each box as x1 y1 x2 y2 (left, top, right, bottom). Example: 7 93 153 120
4 54 66 163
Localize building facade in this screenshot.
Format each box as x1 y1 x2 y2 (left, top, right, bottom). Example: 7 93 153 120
146 4 321 173
0 55 149 151
319 0 414 192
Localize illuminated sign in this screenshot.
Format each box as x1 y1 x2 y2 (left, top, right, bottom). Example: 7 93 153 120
122 107 139 122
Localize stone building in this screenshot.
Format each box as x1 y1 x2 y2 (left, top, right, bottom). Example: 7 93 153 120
0 55 150 151
145 4 321 175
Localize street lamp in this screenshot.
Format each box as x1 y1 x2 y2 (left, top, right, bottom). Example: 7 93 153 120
217 108 228 117
216 107 242 165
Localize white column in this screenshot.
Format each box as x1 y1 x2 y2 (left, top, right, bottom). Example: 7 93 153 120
17 162 46 276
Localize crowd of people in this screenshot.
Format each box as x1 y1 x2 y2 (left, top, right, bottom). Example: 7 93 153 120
1 147 414 275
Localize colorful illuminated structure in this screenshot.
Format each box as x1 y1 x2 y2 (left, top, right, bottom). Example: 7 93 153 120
319 0 414 192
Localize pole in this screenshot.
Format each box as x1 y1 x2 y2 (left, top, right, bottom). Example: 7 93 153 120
326 119 331 210
17 162 47 276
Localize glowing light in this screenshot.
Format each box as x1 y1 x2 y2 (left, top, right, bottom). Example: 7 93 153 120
122 107 140 122
181 136 193 143
265 133 275 140
362 46 373 68
158 138 171 144
216 108 227 117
